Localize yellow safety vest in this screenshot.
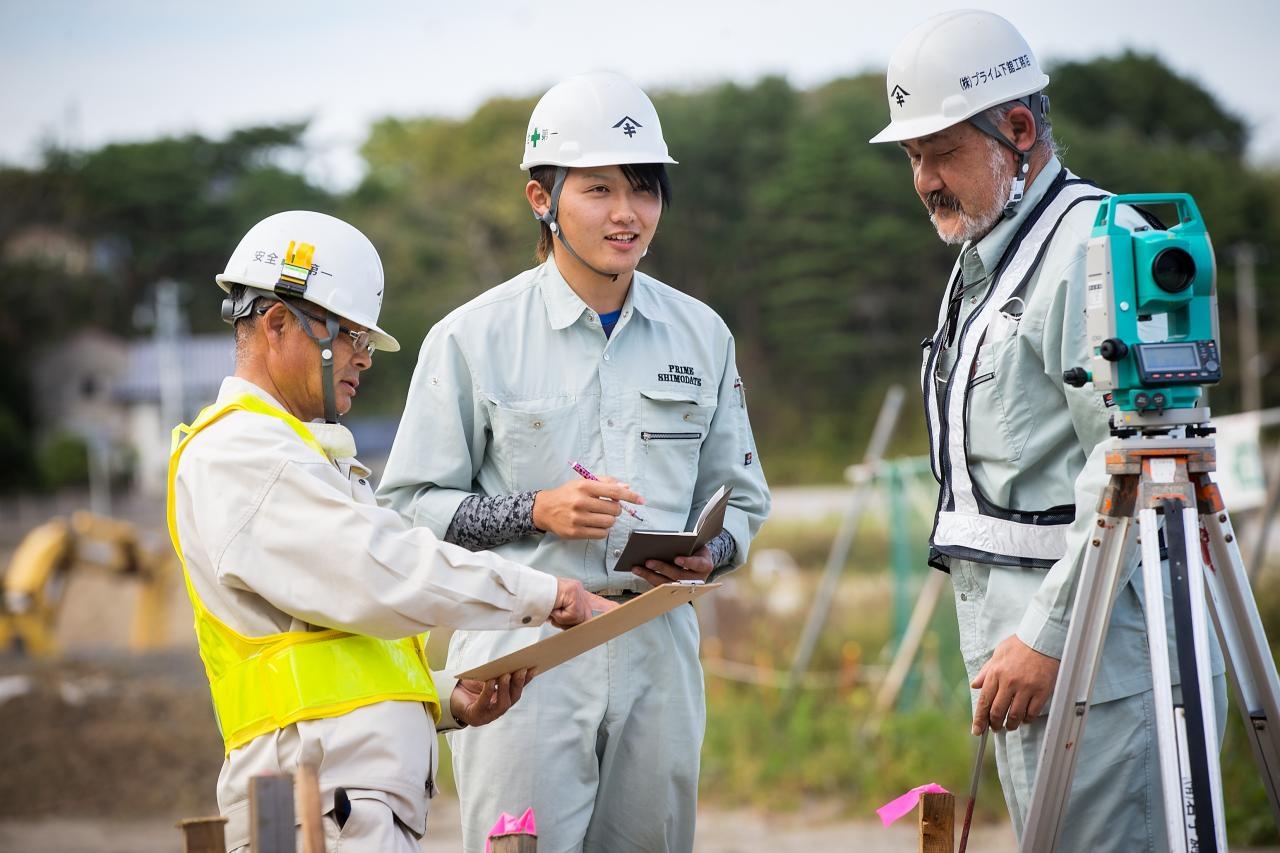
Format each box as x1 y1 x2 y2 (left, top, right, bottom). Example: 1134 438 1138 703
166 393 440 755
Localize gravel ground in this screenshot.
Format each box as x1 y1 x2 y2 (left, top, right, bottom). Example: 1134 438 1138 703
0 801 1023 853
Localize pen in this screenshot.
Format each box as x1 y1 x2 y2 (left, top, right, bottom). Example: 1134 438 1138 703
569 460 645 522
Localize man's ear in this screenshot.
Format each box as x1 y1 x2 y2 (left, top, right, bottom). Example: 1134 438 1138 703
262 301 291 345
1007 105 1038 153
526 179 551 218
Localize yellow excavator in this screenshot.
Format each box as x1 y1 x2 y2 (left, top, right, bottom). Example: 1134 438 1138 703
0 511 176 657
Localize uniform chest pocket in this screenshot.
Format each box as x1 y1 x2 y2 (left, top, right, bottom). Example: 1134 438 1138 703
488 397 581 492
638 388 714 513
966 338 1036 465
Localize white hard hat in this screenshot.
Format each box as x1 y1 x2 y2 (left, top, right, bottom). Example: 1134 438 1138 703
520 71 678 170
869 9 1050 144
216 210 399 352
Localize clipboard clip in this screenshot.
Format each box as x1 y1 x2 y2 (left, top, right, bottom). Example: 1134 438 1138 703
678 579 706 586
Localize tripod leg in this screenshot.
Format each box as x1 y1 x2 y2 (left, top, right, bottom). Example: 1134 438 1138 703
1019 499 1135 853
1162 499 1226 852
1198 478 1280 829
1137 506 1186 850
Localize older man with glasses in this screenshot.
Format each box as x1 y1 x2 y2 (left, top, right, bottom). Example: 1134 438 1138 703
166 210 611 852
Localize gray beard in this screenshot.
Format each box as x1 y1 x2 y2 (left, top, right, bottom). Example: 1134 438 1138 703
931 140 1014 246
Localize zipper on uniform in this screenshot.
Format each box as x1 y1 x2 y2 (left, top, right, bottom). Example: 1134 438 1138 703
641 431 702 441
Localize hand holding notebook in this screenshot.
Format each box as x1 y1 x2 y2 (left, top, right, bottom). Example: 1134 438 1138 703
612 484 732 572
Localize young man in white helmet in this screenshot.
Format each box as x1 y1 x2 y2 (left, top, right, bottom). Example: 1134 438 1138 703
168 210 608 852
870 10 1226 851
379 72 771 852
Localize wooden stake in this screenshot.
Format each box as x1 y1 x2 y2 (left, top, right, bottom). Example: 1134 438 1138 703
251 773 297 853
296 764 325 853
919 790 955 853
176 816 227 853
489 832 538 853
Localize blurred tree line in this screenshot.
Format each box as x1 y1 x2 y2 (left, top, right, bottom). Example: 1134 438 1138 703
1 53 1276 490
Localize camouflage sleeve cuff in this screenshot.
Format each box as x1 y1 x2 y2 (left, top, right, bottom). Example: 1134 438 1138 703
707 530 736 569
443 491 540 551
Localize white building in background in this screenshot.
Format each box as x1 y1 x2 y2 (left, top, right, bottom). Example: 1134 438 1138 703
34 330 234 495
34 329 401 495
113 335 235 493
31 329 130 444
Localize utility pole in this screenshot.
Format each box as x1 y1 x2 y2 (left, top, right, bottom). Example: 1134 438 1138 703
155 280 185 440
1235 244 1263 412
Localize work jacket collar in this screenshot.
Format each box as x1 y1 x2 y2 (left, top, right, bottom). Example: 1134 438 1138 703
537 256 672 331
216 376 362 468
967 156 1064 281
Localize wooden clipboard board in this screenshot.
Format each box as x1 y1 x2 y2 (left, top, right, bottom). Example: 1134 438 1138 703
455 582 719 682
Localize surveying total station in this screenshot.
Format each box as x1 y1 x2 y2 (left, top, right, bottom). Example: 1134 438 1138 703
1020 194 1280 852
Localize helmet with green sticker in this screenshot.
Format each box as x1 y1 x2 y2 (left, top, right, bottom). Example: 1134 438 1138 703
520 71 678 170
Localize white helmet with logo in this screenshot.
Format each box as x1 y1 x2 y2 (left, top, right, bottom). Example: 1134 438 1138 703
869 9 1049 144
520 71 678 170
216 210 399 352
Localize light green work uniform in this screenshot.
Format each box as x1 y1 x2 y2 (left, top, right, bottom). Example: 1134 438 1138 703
379 257 771 853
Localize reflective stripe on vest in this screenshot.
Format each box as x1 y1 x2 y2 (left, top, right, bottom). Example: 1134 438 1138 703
166 392 440 755
923 172 1108 568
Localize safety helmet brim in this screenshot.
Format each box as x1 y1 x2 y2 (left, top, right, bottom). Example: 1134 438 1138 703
868 78 1047 144
215 278 401 353
520 152 679 170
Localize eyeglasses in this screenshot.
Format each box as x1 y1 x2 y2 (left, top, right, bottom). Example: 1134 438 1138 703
258 300 376 354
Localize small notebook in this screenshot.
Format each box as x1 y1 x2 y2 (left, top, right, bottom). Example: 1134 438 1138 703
612 484 732 572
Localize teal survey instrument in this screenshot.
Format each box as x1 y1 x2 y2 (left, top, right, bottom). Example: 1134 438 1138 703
1024 193 1280 852
1065 193 1221 428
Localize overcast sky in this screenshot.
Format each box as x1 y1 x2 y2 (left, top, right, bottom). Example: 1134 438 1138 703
3 1 1278 190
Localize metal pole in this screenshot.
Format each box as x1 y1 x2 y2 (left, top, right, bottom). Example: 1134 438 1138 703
785 385 905 689
156 279 186 432
1235 244 1262 413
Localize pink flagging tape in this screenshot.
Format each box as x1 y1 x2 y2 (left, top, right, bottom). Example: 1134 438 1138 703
485 807 537 853
876 782 950 827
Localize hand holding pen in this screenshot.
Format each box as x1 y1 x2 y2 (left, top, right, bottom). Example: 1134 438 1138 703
529 463 646 539
569 461 645 522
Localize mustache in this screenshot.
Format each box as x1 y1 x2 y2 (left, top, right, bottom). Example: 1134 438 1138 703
926 190 964 215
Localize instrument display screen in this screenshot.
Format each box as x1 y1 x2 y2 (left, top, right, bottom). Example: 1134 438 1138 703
1137 343 1201 371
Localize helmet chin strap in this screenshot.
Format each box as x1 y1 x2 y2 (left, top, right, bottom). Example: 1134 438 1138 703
536 166 620 282
278 299 341 424
969 93 1046 218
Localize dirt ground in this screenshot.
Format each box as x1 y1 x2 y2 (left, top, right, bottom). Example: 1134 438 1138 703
0 644 1027 852
4 646 1278 853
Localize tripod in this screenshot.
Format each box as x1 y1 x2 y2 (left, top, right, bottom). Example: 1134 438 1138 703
1019 423 1280 852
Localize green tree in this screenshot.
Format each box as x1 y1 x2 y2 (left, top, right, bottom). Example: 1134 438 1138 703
1048 51 1249 157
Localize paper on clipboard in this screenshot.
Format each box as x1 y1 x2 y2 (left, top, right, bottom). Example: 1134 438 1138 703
455 582 720 682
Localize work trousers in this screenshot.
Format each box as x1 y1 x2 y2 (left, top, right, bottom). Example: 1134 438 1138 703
995 676 1228 853
447 603 705 853
950 556 1229 853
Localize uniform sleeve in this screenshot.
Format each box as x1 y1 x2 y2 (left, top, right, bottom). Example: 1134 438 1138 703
696 331 771 579
378 323 487 536
432 670 466 731
1015 250 1115 658
211 455 557 639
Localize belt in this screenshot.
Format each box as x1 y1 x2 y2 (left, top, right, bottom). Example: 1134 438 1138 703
599 590 645 603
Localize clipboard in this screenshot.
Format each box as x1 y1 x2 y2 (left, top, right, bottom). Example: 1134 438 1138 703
454 582 720 682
